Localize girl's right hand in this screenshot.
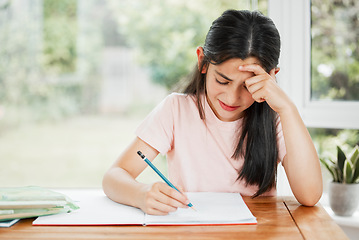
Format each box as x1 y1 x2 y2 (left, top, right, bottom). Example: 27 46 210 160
138 182 190 215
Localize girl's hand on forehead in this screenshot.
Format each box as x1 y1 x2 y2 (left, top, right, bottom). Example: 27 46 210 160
239 64 292 114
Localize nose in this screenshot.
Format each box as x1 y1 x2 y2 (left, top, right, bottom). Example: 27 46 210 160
226 85 241 106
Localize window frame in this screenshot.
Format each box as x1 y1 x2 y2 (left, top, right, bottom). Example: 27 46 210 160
268 0 359 129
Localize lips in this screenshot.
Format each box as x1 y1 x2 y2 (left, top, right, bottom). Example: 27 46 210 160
218 100 240 112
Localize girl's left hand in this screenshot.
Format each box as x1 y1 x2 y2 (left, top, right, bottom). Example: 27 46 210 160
239 64 292 114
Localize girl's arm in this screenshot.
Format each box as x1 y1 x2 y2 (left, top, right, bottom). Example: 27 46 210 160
241 64 323 206
102 137 190 215
277 102 323 206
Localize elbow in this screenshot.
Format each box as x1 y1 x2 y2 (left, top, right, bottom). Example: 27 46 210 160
102 170 112 197
296 187 323 207
298 196 320 207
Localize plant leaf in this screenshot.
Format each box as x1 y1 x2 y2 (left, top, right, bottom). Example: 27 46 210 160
334 167 341 183
328 158 336 165
352 146 359 183
349 146 359 165
320 158 339 182
343 160 353 183
337 146 346 178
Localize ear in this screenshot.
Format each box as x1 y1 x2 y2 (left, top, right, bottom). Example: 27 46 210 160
269 67 280 78
196 46 207 74
274 67 280 75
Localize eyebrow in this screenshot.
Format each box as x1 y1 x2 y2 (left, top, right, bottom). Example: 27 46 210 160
214 70 233 81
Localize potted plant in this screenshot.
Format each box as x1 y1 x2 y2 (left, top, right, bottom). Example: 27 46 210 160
320 145 359 216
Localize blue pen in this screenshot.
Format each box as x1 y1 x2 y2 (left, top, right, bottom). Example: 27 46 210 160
137 151 195 210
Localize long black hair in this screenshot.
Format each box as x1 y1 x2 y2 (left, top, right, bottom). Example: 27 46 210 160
183 10 281 197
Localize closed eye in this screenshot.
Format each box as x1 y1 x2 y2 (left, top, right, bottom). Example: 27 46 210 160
216 78 229 85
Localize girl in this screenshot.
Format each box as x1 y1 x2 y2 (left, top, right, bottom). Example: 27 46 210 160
103 10 323 215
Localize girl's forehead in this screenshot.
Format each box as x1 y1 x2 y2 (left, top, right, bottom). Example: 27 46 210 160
221 57 260 68
211 57 260 74
209 57 258 81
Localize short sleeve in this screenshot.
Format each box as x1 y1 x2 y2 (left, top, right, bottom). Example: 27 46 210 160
276 117 287 164
135 94 176 154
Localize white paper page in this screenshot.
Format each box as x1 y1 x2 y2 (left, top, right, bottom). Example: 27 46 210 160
33 189 144 225
0 219 19 227
145 192 256 225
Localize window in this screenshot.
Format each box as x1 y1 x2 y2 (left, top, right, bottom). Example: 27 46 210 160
310 0 359 193
311 0 359 102
0 0 267 188
269 0 359 197
268 0 359 129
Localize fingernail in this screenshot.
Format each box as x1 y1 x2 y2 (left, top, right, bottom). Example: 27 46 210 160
239 66 243 69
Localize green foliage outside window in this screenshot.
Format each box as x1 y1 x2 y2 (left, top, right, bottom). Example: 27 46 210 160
0 0 81 130
0 0 357 148
0 0 268 130
108 0 267 90
0 0 358 188
42 0 77 74
310 0 359 160
311 0 359 101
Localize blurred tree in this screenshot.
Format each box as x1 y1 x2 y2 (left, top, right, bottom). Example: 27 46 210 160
0 0 83 130
42 0 77 74
108 0 265 90
0 0 267 130
311 0 359 101
310 128 359 157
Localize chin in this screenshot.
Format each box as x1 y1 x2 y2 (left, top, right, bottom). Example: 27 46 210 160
219 113 239 122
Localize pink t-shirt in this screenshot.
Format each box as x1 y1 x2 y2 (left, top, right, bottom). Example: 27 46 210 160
136 93 286 196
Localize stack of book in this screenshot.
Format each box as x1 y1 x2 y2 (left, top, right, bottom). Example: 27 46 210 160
0 186 79 223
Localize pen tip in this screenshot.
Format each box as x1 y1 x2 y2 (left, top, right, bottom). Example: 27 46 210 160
190 206 197 211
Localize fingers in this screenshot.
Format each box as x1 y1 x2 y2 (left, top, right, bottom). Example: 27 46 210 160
176 186 189 199
239 64 289 113
157 184 190 208
239 64 277 81
239 64 267 75
244 74 271 103
142 182 189 215
239 64 278 103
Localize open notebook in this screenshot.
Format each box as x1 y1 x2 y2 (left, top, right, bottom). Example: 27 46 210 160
33 189 256 226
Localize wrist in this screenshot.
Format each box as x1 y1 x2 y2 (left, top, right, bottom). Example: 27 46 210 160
277 100 297 118
134 183 151 210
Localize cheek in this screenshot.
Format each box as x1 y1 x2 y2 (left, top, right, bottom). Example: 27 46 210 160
206 79 221 96
242 89 255 103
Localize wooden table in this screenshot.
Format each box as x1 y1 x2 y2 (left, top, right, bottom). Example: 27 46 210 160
0 196 348 240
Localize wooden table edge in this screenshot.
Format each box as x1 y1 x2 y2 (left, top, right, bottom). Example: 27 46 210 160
281 196 349 240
